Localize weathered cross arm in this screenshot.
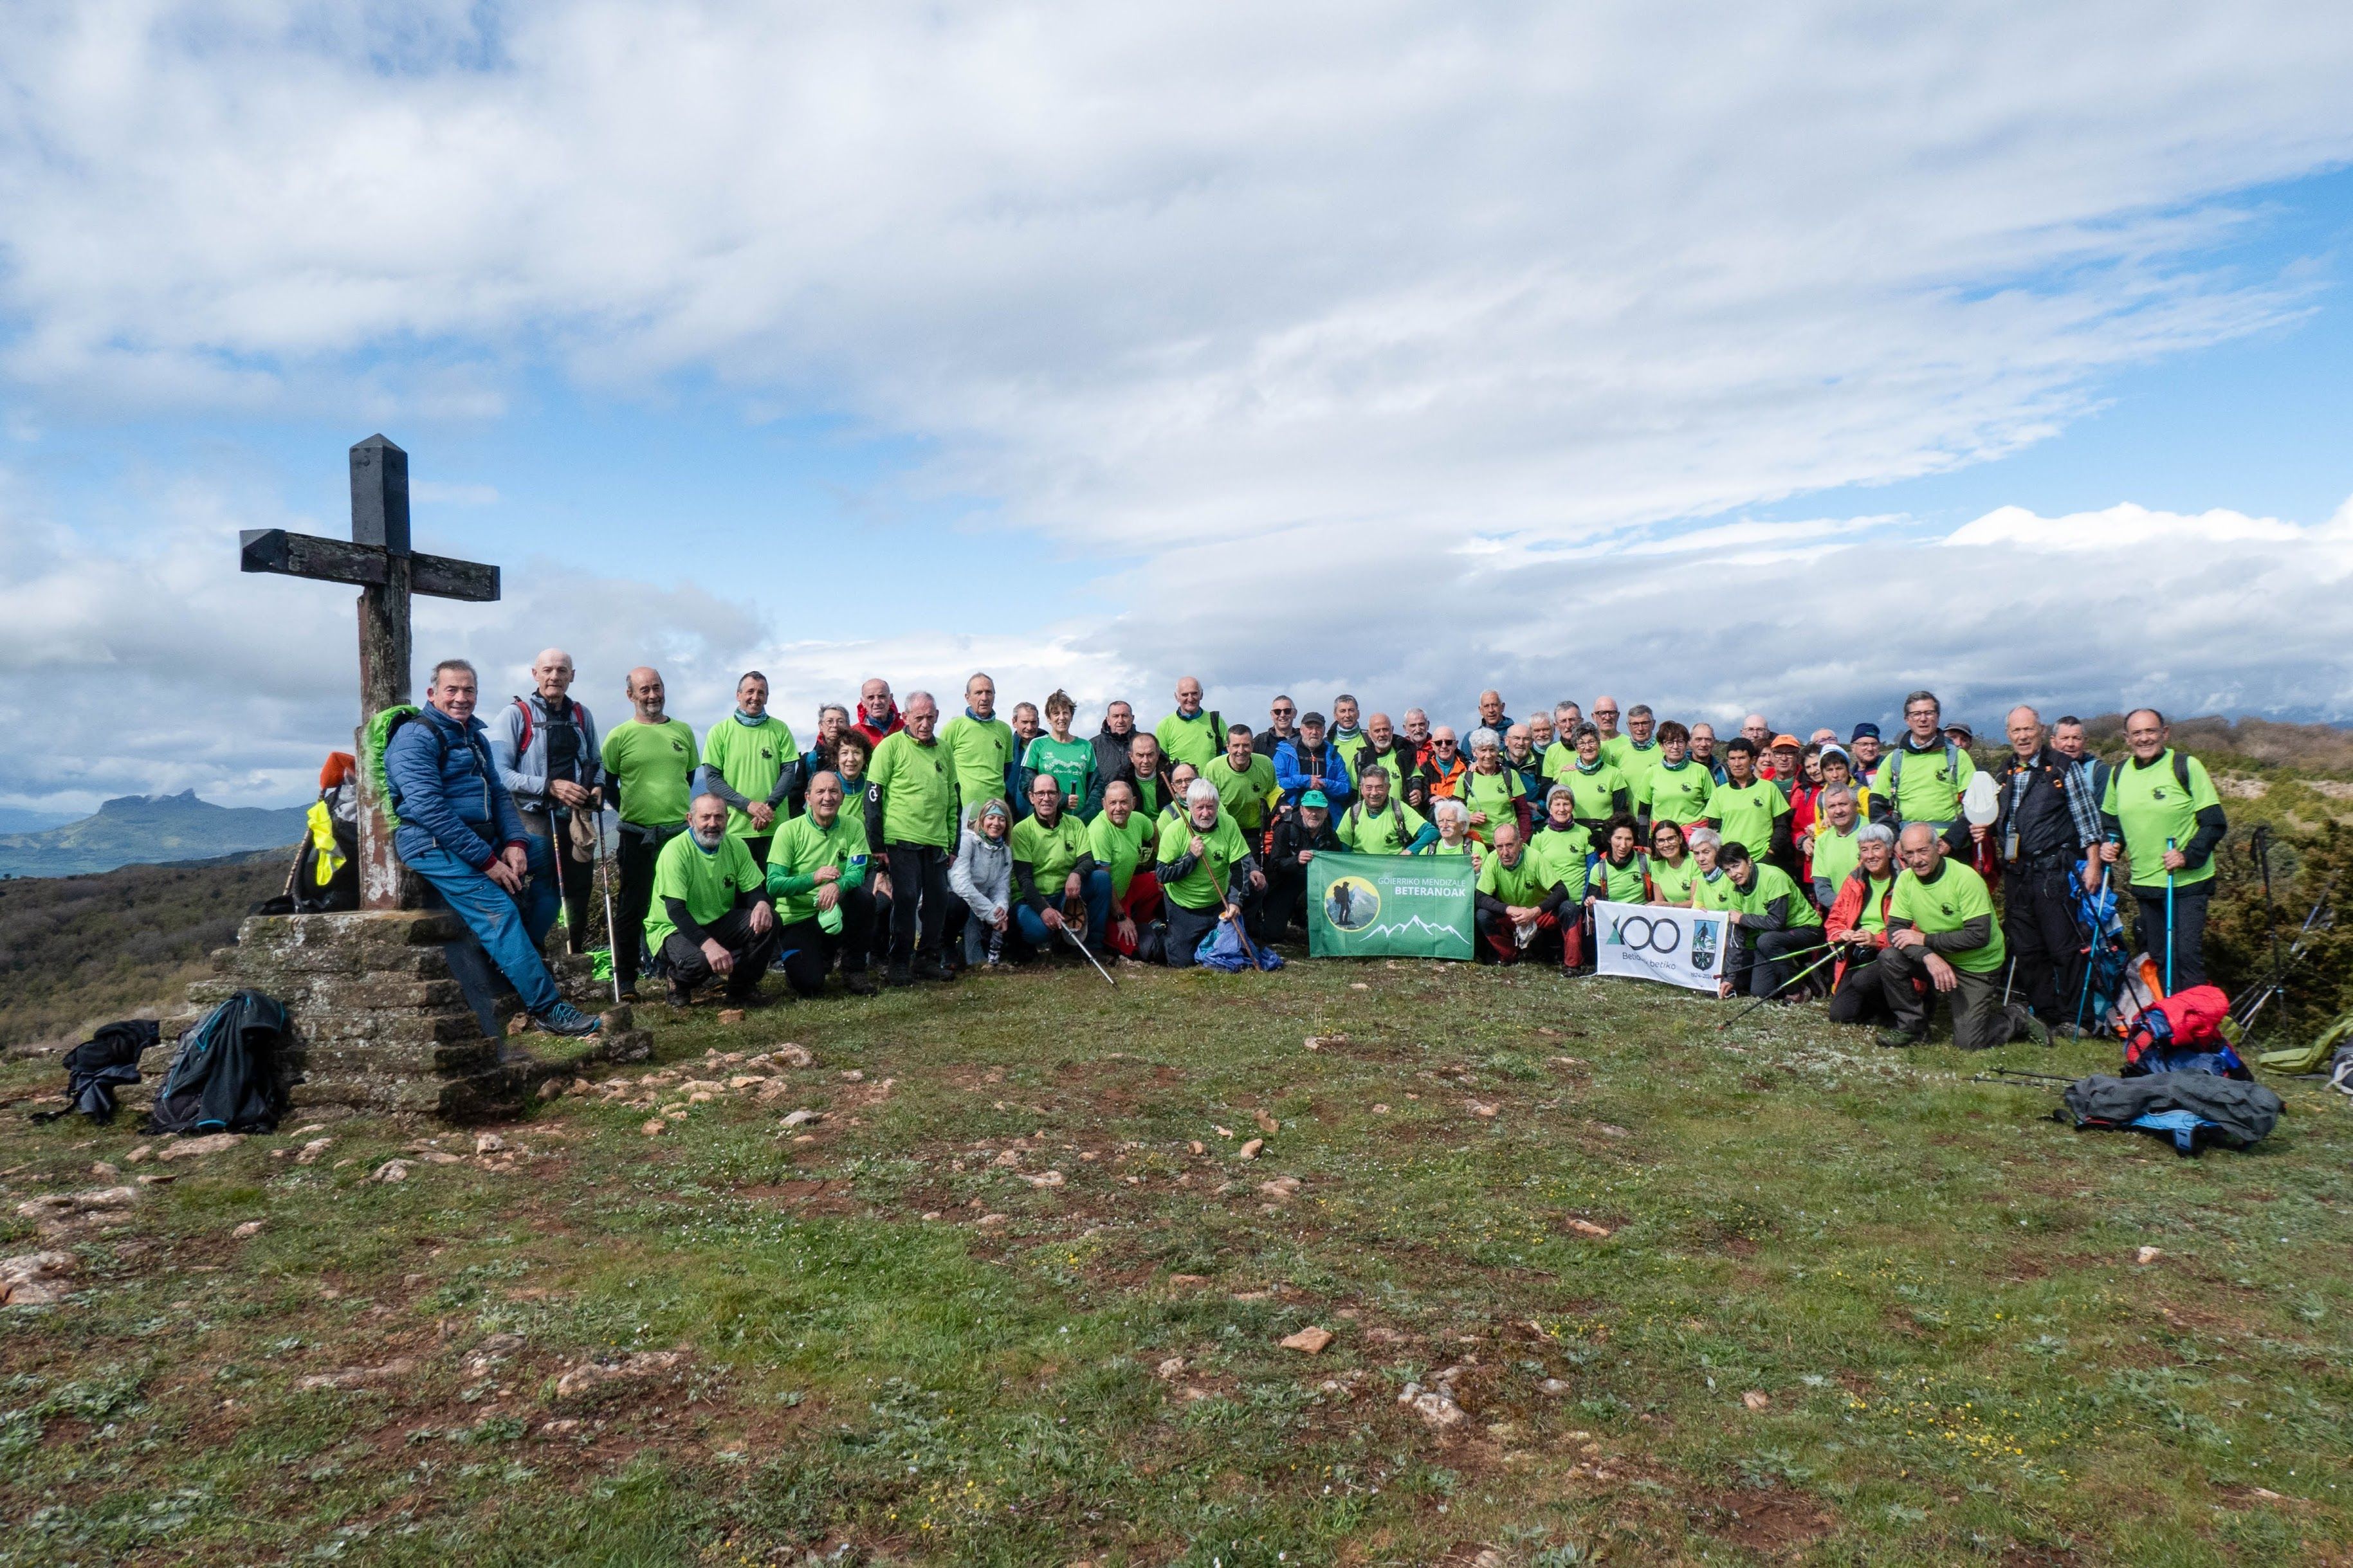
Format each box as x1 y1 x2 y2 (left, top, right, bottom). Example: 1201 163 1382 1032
239 529 500 601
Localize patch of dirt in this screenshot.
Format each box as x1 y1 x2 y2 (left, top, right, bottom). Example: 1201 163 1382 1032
737 1178 859 1215
1687 1484 1834 1554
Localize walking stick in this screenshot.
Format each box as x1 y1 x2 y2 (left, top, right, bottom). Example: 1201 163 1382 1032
1056 920 1118 987
2251 826 2284 989
2164 837 2177 995
1717 942 1844 1029
594 807 621 1005
2001 954 2017 1008
2073 862 2109 1035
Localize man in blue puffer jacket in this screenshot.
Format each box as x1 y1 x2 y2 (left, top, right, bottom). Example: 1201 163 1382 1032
385 658 601 1037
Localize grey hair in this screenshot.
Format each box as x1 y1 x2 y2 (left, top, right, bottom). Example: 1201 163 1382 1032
1818 784 1856 809
1856 821 1896 848
1433 798 1470 828
430 657 477 685
1685 825 1721 851
1467 727 1501 752
1546 783 1575 808
1186 778 1220 806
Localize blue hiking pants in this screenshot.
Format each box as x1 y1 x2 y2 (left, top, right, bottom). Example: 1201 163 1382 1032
403 835 562 1016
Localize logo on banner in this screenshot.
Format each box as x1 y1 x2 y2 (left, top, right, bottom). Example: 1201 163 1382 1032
1323 876 1379 933
1606 912 1683 954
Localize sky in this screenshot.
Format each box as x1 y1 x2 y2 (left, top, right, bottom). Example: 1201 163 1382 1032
3 1 2352 814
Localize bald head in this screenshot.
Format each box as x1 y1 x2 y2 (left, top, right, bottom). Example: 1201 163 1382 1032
2006 704 2044 761
625 666 666 720
531 648 575 702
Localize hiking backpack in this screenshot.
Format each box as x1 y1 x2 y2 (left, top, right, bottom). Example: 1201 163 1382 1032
362 704 426 831
142 991 297 1136
2122 983 2248 1079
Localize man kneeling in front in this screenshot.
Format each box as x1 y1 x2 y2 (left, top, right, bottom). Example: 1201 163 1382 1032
1876 823 2047 1050
386 659 601 1037
646 794 782 1008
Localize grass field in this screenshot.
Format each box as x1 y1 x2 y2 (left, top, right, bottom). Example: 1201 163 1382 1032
3 951 2350 1567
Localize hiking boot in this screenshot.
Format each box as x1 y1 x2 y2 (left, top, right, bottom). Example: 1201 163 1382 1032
923 956 957 983
1875 1027 1927 1050
531 1003 604 1038
884 962 914 989
617 987 641 1004
666 983 694 1010
843 971 879 996
2021 1012 2052 1048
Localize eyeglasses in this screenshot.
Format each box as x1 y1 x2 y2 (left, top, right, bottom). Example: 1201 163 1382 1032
1594 709 1620 718
1433 739 1458 751
1271 706 1294 716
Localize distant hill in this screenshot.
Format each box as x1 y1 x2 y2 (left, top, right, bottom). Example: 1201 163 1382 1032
0 790 307 879
0 805 78 834
0 850 284 1046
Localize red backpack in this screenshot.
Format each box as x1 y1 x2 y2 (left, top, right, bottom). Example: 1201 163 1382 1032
2122 984 2246 1078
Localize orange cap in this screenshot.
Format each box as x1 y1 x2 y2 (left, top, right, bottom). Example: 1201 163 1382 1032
1771 733 1801 749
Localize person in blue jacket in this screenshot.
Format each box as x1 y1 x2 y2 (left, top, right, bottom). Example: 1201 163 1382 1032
385 658 602 1037
1272 711 1355 814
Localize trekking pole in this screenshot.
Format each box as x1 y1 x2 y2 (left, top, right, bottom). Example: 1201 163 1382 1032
2073 861 2109 1035
2001 954 2016 1008
1717 943 1843 1030
1211 864 1266 970
1056 920 1118 987
2252 826 2283 985
2164 838 2177 994
595 807 621 1005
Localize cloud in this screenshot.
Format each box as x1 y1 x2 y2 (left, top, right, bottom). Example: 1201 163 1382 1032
1 4 2351 806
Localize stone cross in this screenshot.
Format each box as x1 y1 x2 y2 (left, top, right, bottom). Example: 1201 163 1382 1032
240 435 500 910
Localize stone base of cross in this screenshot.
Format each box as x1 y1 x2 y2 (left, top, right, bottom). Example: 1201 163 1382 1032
239 436 500 909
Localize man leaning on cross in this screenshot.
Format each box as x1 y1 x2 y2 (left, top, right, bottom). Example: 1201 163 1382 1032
385 659 602 1037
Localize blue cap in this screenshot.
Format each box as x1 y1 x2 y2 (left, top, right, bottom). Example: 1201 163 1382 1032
1300 790 1330 809
1849 722 1881 742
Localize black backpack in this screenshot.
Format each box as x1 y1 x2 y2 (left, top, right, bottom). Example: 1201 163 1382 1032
142 991 297 1136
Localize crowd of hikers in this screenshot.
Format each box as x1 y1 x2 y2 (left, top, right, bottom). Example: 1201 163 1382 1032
375 650 2226 1052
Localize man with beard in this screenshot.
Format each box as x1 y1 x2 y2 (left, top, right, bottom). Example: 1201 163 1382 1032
489 646 603 954
1155 778 1266 967
1353 711 1426 812
867 692 960 985
647 793 780 1009
1503 723 1546 807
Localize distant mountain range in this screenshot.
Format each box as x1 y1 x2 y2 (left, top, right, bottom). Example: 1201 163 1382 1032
0 790 308 879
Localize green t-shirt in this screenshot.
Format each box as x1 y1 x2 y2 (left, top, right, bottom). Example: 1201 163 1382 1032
1154 709 1223 771
1693 866 1739 911
1011 811 1090 891
1810 819 1865 895
1087 811 1155 898
1432 839 1475 859
1849 871 1898 936
1337 798 1429 855
1461 767 1523 844
1561 761 1627 823
1603 736 1663 795
1874 738 1977 825
1478 848 1555 907
1649 854 1700 906
762 812 870 925
700 714 798 839
1022 734 1096 808
1526 825 1589 900
1889 859 2004 973
1539 742 1575 781
1204 754 1279 832
645 831 761 952
1735 863 1823 929
1641 759 1715 826
1596 854 1649 904
1155 810 1250 911
938 714 1016 816
601 718 699 828
1710 778 1788 859
868 731 958 849
2100 750 2222 890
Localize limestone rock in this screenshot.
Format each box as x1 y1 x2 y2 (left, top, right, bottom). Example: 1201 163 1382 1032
553 1349 687 1398
159 1133 244 1162
0 1250 76 1306
1280 1326 1334 1354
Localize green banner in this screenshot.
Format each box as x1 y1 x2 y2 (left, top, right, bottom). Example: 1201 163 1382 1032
1306 850 1476 960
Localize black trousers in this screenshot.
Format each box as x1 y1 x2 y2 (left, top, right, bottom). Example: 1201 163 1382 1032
2133 882 2213 990
885 842 953 965
1261 864 1311 940
1878 941 2033 1048
658 906 782 1000
1827 951 1894 1025
2004 861 2084 1017
773 884 878 996
1730 926 1823 998
518 807 598 956
615 820 686 992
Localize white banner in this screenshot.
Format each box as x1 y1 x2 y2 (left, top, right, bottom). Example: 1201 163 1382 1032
1592 900 1728 992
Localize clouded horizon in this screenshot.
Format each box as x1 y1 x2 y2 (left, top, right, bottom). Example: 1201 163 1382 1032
4 1 2352 812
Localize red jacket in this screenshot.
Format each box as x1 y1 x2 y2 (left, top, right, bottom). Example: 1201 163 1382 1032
853 702 904 749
